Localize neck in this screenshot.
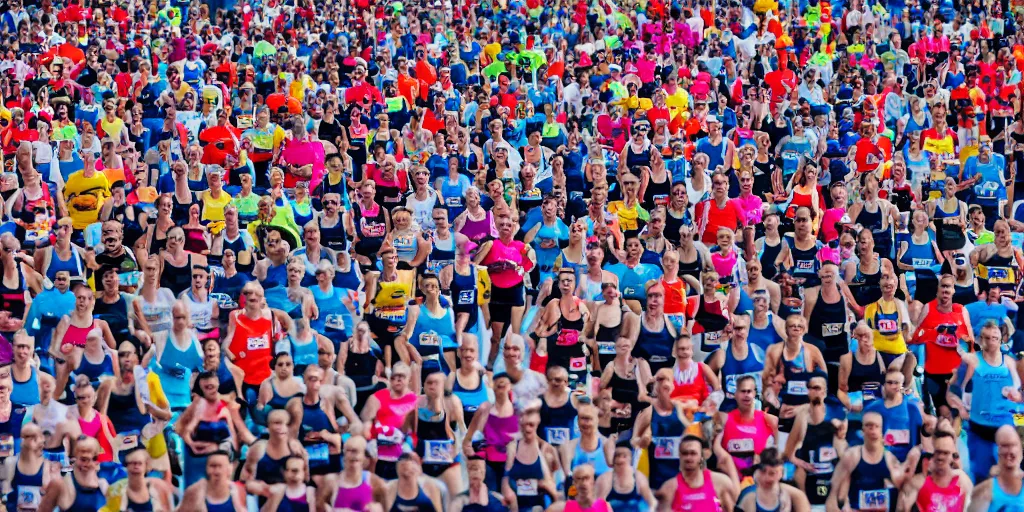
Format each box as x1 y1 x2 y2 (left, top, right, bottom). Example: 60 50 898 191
128 475 147 491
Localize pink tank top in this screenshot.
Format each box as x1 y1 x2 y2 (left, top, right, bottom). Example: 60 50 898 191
63 319 98 348
721 409 773 473
333 471 374 511
672 470 722 512
710 250 738 283
564 498 611 512
375 389 417 428
482 238 528 288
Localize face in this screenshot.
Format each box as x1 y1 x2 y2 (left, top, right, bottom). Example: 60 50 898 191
680 440 703 471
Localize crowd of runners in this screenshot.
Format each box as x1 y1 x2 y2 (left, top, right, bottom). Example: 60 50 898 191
5 0 1024 509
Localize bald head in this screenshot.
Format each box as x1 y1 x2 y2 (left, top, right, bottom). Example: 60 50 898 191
996 425 1022 471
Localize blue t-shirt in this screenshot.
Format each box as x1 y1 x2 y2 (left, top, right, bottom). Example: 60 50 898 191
966 301 1011 337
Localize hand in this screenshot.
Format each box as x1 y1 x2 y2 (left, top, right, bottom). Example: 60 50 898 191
462 441 475 458
795 459 816 474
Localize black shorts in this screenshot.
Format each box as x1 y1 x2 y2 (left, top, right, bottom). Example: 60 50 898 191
924 372 953 411
880 351 904 369
367 315 400 351
490 283 525 324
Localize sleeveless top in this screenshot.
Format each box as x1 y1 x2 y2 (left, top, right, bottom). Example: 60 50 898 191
915 474 964 512
748 313 782 352
67 475 106 512
6 458 43 512
154 332 203 409
848 448 893 511
649 405 685 490
570 437 611 477
505 442 546 511
453 372 490 425
388 486 436 512
333 471 374 512
971 354 1016 428
671 471 722 512
990 477 1024 512
228 311 273 386
721 410 773 473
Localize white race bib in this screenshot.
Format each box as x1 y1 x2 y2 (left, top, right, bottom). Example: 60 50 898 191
653 436 680 459
858 489 891 511
420 332 441 346
516 479 539 496
545 427 571 446
247 336 269 351
884 429 910 446
787 380 808 396
726 438 755 453
16 485 41 510
423 440 455 464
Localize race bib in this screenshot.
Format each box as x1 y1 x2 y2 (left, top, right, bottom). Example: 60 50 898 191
247 336 269 351
597 341 616 355
16 485 41 510
726 438 755 453
0 434 13 458
726 373 763 395
884 429 910 446
859 489 891 511
424 440 455 464
912 258 934 267
822 323 843 337
325 314 346 330
935 327 959 348
787 380 808 396
877 319 899 335
516 479 539 496
420 332 441 346
445 196 463 207
818 446 837 462
653 436 680 459
815 483 830 498
653 194 669 206
120 430 140 451
307 443 330 468
863 383 880 402
545 427 571 446
796 259 814 270
569 357 587 372
457 290 475 305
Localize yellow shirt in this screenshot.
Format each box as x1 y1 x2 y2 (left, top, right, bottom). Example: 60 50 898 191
864 299 907 355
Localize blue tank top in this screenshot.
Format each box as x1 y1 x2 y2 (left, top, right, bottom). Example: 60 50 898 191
450 265 480 330
721 343 766 412
289 334 319 372
972 354 1017 428
571 438 611 477
779 345 812 409
389 487 436 512
991 477 1024 511
900 235 938 271
866 400 917 462
426 234 456 275
440 176 469 221
46 248 85 283
262 262 288 289
649 405 685 490
532 221 569 282
748 313 783 352
11 367 39 407
632 319 675 373
332 260 361 292
539 397 578 447
452 372 490 424
847 449 894 512
269 381 300 410
309 285 351 342
67 476 106 512
264 287 304 320
392 231 419 265
409 304 458 376
76 353 114 388
155 333 203 410
6 459 43 512
735 288 754 314
505 443 547 510
206 496 235 512
606 479 647 512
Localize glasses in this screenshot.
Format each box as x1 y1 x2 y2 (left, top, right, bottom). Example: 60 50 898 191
117 351 134 358
885 380 902 385
317 350 332 355
192 274 206 279
323 200 338 206
173 315 188 320
796 218 811 223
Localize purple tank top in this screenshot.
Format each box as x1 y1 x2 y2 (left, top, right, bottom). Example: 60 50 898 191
460 211 494 243
333 472 373 512
482 411 518 463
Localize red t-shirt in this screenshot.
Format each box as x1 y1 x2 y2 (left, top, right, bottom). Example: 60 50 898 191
695 198 744 245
